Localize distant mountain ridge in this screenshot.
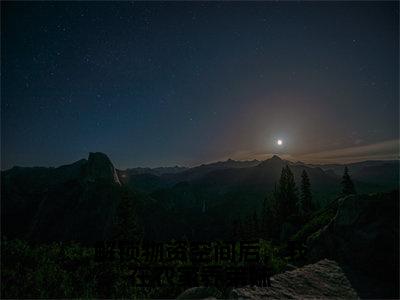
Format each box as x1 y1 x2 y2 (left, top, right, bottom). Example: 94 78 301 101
4 153 398 182
115 154 398 195
3 153 398 196
120 166 188 176
2 152 398 242
3 153 398 194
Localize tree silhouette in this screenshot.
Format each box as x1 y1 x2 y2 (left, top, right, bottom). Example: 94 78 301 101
261 197 268 235
236 218 243 240
261 196 278 238
252 210 259 236
276 165 298 222
300 170 314 215
232 219 240 240
341 166 356 195
112 187 141 241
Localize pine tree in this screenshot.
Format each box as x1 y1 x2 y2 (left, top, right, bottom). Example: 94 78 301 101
237 218 243 240
261 197 269 236
261 196 277 238
245 214 254 239
232 219 240 240
341 166 356 195
300 170 314 215
112 187 141 241
276 165 298 222
252 211 259 237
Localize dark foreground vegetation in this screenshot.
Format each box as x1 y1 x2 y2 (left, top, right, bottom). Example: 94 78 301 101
2 239 287 298
1 153 399 298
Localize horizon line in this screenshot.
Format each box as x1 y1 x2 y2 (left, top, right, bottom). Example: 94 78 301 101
2 153 399 172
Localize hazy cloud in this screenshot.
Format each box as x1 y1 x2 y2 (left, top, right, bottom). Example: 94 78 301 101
295 139 399 163
219 139 399 164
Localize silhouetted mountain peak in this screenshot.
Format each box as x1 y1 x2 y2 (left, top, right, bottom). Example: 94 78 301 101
263 155 284 164
84 152 120 185
257 155 285 169
88 152 110 163
270 155 282 161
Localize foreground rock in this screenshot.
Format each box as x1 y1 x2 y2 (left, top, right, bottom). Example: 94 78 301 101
177 259 358 299
306 190 399 298
177 287 223 299
230 259 357 299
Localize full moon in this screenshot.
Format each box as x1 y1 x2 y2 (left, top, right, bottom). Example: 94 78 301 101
277 139 283 146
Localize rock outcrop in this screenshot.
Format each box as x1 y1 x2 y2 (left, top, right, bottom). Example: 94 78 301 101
306 190 399 298
231 259 358 299
1 152 123 242
177 287 223 299
177 259 358 299
84 152 121 185
307 191 399 275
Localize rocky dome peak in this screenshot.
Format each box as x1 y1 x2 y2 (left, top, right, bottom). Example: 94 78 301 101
88 152 111 163
84 152 120 185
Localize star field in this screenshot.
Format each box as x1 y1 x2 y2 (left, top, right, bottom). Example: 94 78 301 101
1 1 399 169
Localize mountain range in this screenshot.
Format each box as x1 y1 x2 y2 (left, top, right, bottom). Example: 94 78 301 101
1 152 398 242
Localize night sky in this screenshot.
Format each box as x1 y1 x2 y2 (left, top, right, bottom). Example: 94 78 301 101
2 1 399 169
